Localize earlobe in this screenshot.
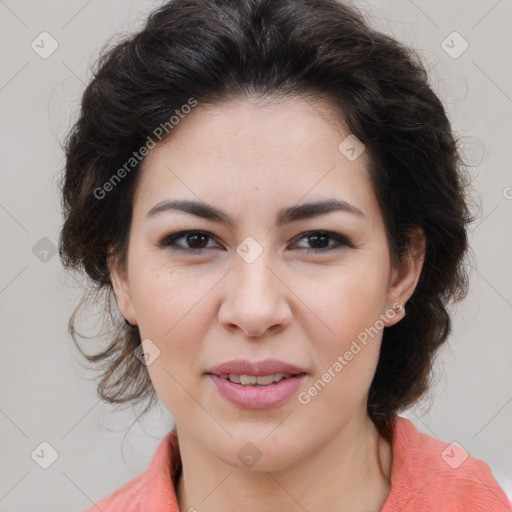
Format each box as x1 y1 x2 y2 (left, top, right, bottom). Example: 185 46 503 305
383 301 406 326
384 227 426 326
108 254 138 326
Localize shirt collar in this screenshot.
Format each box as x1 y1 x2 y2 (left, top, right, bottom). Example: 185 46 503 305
139 417 410 511
140 427 182 511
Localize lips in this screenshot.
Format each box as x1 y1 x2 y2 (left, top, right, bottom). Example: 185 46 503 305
205 358 307 377
205 359 308 408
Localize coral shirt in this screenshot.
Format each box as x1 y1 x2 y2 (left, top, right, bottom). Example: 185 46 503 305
81 416 511 511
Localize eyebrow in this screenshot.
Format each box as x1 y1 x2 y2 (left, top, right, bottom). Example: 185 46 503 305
145 198 365 227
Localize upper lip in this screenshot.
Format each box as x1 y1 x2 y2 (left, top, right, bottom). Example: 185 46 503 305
206 359 307 376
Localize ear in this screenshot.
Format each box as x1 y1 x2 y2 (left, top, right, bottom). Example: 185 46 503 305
384 227 426 327
108 250 138 326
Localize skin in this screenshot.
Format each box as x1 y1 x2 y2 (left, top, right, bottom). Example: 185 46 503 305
110 96 425 512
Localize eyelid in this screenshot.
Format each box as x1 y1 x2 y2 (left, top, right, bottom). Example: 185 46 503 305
159 229 354 253
293 231 355 250
159 230 222 252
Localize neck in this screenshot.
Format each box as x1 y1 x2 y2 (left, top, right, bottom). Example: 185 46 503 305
175 415 393 512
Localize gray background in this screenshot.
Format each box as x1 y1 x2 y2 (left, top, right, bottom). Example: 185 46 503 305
0 0 511 510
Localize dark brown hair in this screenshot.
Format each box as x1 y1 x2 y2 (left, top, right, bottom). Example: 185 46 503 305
58 0 474 443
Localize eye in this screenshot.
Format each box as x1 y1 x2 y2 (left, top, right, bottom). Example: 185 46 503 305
159 229 352 254
292 231 353 253
159 230 220 252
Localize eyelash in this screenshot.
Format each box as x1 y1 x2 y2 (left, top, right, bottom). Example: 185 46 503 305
158 230 353 254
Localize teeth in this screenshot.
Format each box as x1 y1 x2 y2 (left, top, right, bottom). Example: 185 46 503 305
239 374 257 385
219 373 293 386
253 374 275 386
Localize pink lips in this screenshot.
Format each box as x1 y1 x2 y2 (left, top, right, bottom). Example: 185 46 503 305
206 358 307 377
205 358 308 409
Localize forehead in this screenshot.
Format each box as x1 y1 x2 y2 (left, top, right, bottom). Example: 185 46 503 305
133 97 377 221
146 96 357 164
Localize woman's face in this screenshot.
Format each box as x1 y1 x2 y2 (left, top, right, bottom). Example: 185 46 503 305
111 97 423 470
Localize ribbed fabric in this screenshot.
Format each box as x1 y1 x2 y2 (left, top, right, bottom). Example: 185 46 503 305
380 418 511 511
80 416 511 511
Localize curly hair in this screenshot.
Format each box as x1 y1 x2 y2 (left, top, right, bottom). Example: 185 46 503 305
58 0 474 443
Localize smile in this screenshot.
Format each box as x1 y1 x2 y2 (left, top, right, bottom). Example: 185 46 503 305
218 373 294 386
207 373 307 409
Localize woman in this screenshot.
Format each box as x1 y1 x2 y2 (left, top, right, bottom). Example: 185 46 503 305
58 0 511 510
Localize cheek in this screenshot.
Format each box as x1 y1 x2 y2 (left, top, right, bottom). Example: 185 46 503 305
130 258 219 339
295 259 388 405
301 278 384 419
299 258 389 346
128 263 215 397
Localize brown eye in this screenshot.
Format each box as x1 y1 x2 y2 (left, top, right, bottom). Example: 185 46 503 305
293 231 353 253
159 229 353 254
160 230 220 252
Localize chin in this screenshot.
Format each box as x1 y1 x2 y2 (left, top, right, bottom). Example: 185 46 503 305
216 429 303 473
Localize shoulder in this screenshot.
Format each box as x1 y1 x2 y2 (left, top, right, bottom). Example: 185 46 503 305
79 473 144 512
77 429 180 512
382 416 511 511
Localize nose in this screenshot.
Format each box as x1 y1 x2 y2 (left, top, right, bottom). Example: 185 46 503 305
218 250 292 338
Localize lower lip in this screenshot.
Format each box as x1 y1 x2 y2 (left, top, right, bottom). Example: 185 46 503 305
207 374 307 409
